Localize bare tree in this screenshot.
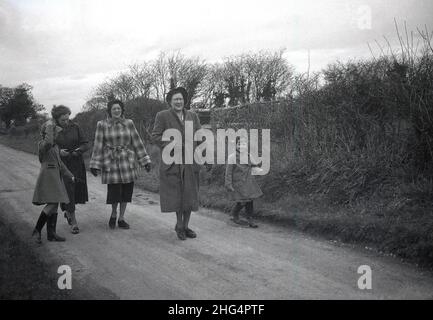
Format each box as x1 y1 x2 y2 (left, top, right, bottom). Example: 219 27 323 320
128 62 153 98
151 51 169 101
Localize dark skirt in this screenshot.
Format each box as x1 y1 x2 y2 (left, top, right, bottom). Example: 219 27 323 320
60 155 88 213
106 182 134 204
61 154 89 204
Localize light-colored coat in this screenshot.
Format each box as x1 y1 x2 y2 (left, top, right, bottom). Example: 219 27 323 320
151 109 202 212
90 118 151 184
32 120 74 205
225 151 263 202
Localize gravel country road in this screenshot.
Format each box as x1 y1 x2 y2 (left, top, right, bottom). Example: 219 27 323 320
1 144 433 299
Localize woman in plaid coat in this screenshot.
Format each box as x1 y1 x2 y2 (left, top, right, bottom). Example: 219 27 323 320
90 99 151 229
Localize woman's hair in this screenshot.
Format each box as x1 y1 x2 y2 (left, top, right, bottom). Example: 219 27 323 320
107 99 125 117
166 87 188 105
51 105 71 120
235 136 248 147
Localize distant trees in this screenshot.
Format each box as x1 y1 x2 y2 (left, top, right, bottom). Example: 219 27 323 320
0 83 43 128
83 49 294 110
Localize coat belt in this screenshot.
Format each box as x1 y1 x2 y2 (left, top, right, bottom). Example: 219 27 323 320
104 144 131 160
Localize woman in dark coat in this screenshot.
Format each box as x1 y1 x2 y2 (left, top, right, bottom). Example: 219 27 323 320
151 87 202 240
54 105 89 234
32 107 75 244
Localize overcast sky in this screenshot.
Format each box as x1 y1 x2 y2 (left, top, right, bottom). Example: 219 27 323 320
1 0 432 115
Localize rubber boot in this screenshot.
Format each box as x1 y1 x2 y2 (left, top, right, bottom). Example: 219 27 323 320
47 213 66 241
32 211 48 244
245 201 258 228
231 203 248 226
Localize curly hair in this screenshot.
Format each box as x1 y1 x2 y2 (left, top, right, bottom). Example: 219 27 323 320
51 105 71 120
107 99 125 117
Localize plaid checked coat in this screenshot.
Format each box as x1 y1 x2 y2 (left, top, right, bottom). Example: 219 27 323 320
89 118 151 184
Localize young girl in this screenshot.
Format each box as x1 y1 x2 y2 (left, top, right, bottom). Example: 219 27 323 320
32 112 75 244
225 138 263 228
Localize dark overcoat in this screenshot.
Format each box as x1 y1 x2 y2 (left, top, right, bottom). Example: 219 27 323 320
32 120 74 205
151 109 202 212
55 121 89 204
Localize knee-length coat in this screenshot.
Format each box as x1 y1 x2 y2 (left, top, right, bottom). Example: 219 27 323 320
89 117 151 184
151 109 202 212
32 120 74 205
225 150 263 202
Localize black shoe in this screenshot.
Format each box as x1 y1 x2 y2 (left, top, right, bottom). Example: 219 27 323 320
64 212 72 226
185 228 197 238
118 219 130 229
231 217 249 226
247 220 258 228
47 213 66 242
175 224 187 240
176 229 187 240
109 217 116 229
71 225 80 234
32 228 42 244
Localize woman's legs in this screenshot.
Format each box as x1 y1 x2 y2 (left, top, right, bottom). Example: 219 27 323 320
69 211 79 233
108 203 118 229
117 202 130 229
183 211 191 229
175 211 186 240
183 210 196 238
118 202 127 221
108 183 132 229
111 203 118 218
62 179 78 233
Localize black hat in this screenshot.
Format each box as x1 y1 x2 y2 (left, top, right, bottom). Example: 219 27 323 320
166 87 188 104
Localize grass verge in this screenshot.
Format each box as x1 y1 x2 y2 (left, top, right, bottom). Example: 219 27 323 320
0 219 75 299
1 134 432 269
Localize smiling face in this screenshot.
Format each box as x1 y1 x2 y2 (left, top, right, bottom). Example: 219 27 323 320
110 104 123 118
170 93 184 112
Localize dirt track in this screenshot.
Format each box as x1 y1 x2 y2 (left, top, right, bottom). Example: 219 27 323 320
1 144 433 299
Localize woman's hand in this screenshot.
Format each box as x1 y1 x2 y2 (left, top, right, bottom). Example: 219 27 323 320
60 149 69 157
90 168 100 177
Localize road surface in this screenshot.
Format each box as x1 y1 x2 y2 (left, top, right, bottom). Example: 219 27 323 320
1 144 433 299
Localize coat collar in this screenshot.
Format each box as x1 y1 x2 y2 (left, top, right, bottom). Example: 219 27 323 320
107 117 127 127
169 108 188 126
